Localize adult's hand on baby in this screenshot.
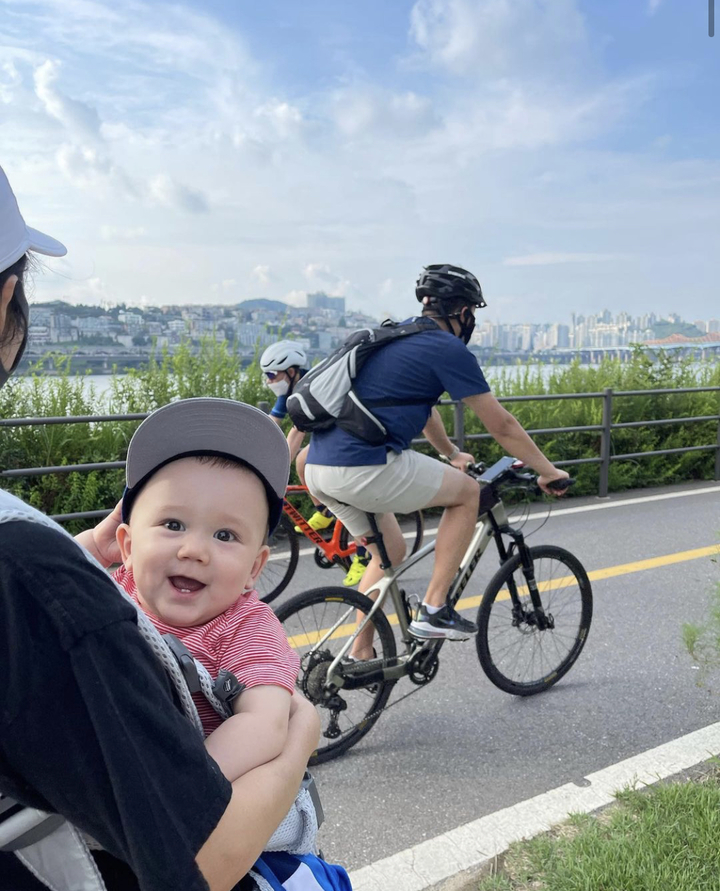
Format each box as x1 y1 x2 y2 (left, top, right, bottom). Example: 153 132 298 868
78 500 124 567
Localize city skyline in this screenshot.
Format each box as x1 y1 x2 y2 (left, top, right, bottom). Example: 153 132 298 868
2 1 719 322
26 294 720 357
31 292 720 337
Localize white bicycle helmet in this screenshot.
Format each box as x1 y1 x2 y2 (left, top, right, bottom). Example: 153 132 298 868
260 341 308 373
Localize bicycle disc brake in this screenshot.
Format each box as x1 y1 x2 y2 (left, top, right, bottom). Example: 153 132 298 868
512 603 554 633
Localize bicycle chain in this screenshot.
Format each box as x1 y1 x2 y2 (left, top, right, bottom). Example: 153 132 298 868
337 670 432 726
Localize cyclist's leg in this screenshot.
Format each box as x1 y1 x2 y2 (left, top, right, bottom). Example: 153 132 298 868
351 514 406 658
305 463 408 660
295 445 333 530
421 467 480 608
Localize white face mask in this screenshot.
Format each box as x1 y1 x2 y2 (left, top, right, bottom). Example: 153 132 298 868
268 379 289 397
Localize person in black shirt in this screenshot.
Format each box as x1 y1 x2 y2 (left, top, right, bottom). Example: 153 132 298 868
0 164 320 891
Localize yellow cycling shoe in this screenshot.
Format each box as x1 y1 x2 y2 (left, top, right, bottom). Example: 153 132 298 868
295 510 335 534
343 555 370 587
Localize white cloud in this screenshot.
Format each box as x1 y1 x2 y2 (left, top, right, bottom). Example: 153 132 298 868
34 60 101 141
503 252 622 266
100 225 146 241
647 0 663 14
332 87 437 138
253 100 303 139
63 274 114 306
0 61 22 104
304 263 336 284
408 0 589 80
210 279 237 296
283 289 308 308
252 265 271 285
2 0 717 324
56 144 138 197
148 174 209 214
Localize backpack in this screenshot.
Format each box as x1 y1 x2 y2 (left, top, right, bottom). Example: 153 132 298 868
286 316 437 445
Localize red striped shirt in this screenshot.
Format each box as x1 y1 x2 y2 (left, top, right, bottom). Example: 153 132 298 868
114 565 299 735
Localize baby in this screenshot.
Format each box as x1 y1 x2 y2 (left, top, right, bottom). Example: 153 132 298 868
112 398 300 782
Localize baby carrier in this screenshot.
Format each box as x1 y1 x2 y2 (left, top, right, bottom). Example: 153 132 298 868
0 492 343 891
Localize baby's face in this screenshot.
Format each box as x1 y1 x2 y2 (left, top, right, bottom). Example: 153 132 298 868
117 457 270 627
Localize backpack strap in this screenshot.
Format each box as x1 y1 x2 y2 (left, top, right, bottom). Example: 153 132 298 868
1 793 108 891
0 794 64 852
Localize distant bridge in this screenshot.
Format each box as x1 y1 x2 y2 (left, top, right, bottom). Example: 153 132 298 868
472 342 720 365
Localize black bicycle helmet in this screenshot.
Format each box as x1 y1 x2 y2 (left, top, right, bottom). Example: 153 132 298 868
415 264 487 308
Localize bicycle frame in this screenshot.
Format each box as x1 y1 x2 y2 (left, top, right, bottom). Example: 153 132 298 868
283 484 356 564
319 497 515 688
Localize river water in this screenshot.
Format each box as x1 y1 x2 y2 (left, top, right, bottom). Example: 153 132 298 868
78 364 583 396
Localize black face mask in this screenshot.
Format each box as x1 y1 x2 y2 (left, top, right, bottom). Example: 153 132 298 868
449 308 475 345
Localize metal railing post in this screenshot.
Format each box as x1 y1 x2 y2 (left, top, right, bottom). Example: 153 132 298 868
598 388 613 497
453 401 466 452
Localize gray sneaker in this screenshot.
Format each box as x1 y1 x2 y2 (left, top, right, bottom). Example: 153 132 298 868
409 603 478 641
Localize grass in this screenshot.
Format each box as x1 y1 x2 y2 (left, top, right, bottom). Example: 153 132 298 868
476 770 720 891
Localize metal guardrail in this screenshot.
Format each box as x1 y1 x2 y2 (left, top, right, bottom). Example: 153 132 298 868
432 386 720 498
1 387 719 522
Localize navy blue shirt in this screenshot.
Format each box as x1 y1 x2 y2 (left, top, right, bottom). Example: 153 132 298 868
307 320 490 466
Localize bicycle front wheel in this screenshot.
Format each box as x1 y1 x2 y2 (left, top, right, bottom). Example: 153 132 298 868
476 545 592 696
276 586 397 764
258 514 299 605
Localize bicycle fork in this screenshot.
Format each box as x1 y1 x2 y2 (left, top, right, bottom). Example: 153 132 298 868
494 523 554 632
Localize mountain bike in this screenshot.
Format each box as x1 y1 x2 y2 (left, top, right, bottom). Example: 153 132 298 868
276 456 593 763
257 484 424 605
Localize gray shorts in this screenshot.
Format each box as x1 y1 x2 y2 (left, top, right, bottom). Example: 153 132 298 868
305 449 446 538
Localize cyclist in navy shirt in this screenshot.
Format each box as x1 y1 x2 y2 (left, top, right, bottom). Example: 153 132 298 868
306 264 569 649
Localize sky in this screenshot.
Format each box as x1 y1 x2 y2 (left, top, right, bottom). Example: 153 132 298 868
1 0 718 324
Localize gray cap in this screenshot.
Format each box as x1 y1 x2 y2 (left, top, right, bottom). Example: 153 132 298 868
122 398 290 532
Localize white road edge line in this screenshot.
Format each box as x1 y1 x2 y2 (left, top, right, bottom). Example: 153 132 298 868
347 720 720 891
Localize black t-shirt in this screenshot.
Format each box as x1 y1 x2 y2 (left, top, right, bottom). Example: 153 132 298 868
0 520 233 891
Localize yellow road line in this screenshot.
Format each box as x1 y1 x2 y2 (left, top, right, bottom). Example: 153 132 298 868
584 544 719 581
285 543 720 648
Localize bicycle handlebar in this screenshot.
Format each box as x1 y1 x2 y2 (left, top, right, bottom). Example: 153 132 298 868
466 458 575 495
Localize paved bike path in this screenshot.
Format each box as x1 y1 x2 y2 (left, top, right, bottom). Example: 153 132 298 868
297 481 720 872
347 720 720 891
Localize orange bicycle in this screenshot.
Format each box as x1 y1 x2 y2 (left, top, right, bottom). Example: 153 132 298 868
257 484 425 606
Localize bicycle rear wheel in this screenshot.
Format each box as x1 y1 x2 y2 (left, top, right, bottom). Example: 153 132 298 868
258 514 299 605
476 545 592 696
339 510 424 557
276 586 397 764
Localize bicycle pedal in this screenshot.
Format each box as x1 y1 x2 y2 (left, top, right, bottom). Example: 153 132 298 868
402 590 420 620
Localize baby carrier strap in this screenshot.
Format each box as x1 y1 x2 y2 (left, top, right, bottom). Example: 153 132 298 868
0 793 106 891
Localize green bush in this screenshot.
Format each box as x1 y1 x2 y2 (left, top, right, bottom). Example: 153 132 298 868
0 340 273 531
1 341 718 530
440 347 720 497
